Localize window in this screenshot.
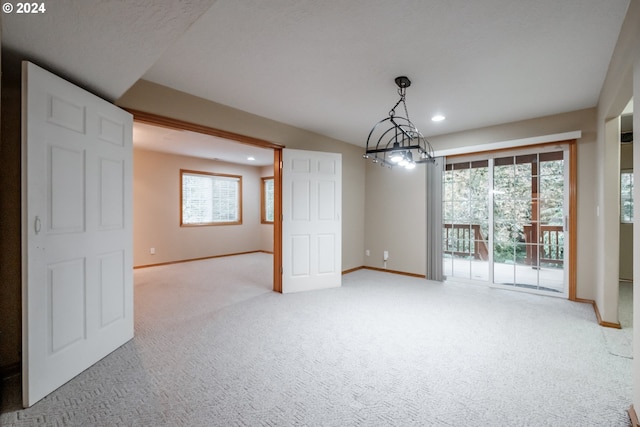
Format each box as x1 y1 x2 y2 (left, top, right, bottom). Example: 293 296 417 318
261 177 274 223
621 170 634 223
180 169 242 226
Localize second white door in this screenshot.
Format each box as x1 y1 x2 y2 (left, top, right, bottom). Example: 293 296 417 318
282 149 342 293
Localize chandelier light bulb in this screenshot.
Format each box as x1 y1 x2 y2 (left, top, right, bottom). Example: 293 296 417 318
390 152 404 163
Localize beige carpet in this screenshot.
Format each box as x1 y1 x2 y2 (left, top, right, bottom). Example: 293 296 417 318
601 281 633 359
1 253 633 426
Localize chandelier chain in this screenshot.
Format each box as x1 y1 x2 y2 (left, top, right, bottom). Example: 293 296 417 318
388 86 412 125
402 95 411 126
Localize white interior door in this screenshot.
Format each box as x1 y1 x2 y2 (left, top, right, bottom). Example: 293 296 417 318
282 149 342 293
22 61 134 407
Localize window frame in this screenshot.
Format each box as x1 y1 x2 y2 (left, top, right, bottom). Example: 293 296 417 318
180 169 243 227
621 169 634 224
261 176 275 224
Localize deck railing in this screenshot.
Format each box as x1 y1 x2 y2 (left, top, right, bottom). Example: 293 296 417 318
443 223 489 260
444 223 563 266
523 224 564 265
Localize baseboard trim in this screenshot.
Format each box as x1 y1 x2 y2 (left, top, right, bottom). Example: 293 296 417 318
341 265 426 278
134 250 270 269
574 298 622 329
1 362 20 380
362 266 426 279
629 405 639 427
342 266 364 275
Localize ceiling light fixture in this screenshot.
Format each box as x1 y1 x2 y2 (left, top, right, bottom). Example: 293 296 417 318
363 76 435 169
431 114 445 122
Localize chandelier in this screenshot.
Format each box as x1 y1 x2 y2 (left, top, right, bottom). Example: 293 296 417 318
363 76 434 169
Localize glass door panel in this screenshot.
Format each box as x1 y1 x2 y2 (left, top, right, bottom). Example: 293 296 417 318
442 160 489 281
538 152 565 292
492 150 566 294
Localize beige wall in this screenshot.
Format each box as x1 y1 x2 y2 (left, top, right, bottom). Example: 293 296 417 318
595 0 640 328
117 80 366 272
364 108 598 300
134 148 271 267
593 0 640 409
364 163 426 273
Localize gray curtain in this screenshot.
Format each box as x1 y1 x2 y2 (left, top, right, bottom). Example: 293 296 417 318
426 157 445 281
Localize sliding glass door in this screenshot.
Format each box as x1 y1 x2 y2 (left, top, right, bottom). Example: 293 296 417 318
443 146 569 297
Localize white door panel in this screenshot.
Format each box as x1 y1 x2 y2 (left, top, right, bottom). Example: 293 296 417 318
22 61 133 407
282 149 341 293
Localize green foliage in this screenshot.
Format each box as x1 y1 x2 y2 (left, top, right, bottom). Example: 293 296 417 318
443 154 565 264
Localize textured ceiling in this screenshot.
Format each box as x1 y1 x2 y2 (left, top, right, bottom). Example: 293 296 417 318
2 0 215 100
2 0 631 150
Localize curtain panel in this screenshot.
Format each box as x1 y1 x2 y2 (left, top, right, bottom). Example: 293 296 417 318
426 157 445 281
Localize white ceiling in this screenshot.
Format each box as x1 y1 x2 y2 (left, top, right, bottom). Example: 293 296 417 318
2 0 632 158
2 0 215 100
134 122 274 166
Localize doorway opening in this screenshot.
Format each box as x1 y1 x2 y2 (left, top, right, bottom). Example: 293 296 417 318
128 110 283 292
618 98 634 338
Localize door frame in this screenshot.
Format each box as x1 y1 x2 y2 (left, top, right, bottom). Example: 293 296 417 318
126 109 284 292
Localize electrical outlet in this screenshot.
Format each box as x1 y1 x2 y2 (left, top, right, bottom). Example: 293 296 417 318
365 249 370 256
150 247 156 255
383 250 389 261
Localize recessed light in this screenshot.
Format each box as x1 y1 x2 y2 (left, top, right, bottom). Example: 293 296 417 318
431 114 445 122
247 156 256 161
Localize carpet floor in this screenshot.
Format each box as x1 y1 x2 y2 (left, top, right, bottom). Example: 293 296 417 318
600 281 633 359
0 253 633 426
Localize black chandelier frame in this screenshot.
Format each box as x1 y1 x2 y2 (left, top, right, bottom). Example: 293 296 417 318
363 76 435 168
